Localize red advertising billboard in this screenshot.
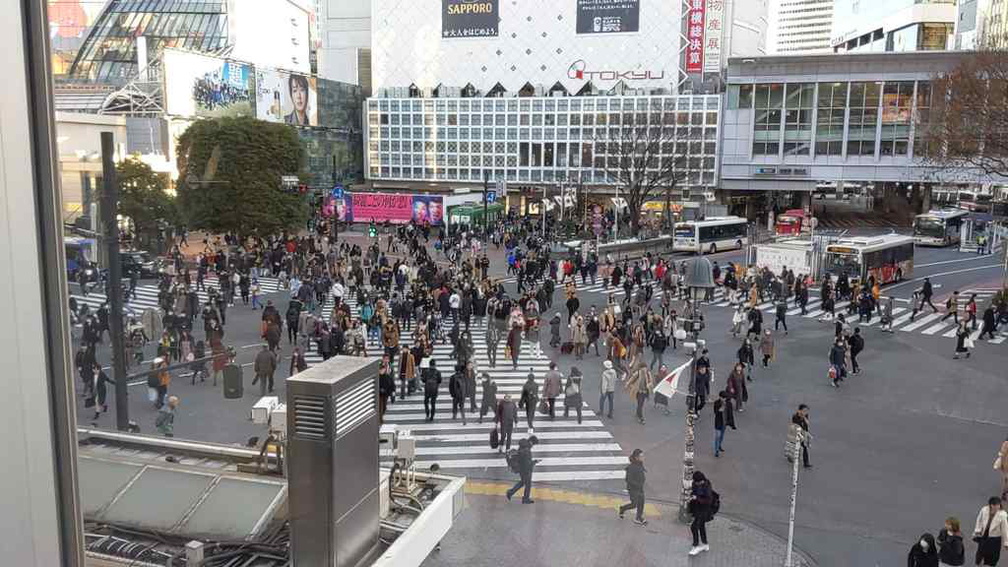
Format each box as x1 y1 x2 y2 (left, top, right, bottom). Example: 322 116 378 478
686 0 705 73
337 192 444 225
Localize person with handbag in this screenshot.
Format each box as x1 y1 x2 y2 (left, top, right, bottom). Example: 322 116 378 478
624 359 654 425
973 497 1008 565
954 320 973 360
687 471 714 556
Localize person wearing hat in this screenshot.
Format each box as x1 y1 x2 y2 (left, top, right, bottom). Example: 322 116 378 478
600 359 617 419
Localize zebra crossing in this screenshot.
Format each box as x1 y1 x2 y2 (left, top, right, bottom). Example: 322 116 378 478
700 286 1006 345
303 294 628 483
69 275 286 316
496 274 1007 344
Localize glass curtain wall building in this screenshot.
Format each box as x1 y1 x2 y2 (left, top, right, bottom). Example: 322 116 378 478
719 52 969 194
70 0 229 81
365 95 721 194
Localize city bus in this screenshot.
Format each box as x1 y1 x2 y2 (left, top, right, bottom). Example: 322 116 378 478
673 216 749 254
824 234 915 286
913 209 968 246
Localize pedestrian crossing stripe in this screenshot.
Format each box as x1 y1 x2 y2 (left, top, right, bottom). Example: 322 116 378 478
70 275 287 316
517 280 1008 345
296 291 628 483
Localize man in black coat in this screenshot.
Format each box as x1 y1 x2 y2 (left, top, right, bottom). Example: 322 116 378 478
618 448 648 525
496 393 518 452
423 360 442 422
506 436 539 504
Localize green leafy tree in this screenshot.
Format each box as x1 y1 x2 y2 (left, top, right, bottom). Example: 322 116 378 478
176 117 308 239
117 156 177 250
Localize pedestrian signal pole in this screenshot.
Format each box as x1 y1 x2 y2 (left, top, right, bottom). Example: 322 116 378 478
785 428 804 567
101 132 129 431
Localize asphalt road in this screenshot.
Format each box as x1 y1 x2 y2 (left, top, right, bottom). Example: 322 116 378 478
71 241 1007 566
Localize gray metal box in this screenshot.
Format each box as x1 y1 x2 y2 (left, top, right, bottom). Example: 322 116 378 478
287 355 381 567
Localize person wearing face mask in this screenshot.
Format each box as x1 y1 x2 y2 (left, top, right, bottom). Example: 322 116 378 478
937 516 965 566
907 533 939 567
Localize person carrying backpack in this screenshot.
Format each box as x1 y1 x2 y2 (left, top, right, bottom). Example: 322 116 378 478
688 470 718 556
505 436 539 504
618 449 648 525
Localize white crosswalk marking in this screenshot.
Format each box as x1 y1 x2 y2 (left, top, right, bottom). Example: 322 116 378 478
899 312 943 332
297 291 628 483
70 275 286 317
922 321 953 335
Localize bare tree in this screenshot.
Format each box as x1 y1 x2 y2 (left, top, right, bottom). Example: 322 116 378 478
921 51 1008 179
594 114 688 236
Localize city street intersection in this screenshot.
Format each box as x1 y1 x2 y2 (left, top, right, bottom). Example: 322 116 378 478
70 238 1006 566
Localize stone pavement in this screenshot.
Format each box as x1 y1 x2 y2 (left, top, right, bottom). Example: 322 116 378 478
424 481 816 567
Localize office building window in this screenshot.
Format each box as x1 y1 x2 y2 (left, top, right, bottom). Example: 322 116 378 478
783 84 814 156
913 81 933 158
847 82 881 156
753 84 783 155
880 81 914 156
816 82 847 156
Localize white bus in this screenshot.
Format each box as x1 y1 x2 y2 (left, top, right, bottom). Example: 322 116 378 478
824 234 915 286
913 209 968 246
673 216 749 254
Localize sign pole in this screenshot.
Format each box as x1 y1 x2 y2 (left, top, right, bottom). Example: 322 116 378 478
785 429 804 567
101 132 129 431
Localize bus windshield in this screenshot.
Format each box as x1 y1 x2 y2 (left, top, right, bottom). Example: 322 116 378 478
674 225 694 238
913 217 945 238
825 251 860 278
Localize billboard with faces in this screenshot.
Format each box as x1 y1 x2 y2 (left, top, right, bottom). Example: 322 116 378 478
255 67 318 127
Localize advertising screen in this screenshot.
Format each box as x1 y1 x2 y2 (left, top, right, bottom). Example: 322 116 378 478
255 67 319 127
576 0 640 34
339 193 444 225
442 0 499 38
163 50 253 118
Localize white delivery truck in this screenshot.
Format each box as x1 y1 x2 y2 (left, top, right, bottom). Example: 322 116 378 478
753 239 815 278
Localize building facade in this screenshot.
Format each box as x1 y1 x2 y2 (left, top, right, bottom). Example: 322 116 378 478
316 0 371 90
68 0 311 82
365 94 721 204
831 0 956 53
720 51 978 199
769 0 834 54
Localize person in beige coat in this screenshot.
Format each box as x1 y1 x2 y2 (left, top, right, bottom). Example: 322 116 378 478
759 329 776 368
624 360 654 425
997 437 1008 502
974 496 1008 565
571 315 588 360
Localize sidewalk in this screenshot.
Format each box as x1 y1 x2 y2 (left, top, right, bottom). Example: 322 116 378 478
424 481 816 567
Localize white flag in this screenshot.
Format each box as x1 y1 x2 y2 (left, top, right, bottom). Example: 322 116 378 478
653 360 691 399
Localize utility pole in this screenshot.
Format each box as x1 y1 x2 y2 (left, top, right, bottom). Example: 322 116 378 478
331 155 339 248
483 170 489 238
101 132 129 431
785 427 804 567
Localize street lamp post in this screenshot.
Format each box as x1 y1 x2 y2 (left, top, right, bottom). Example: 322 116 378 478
678 256 714 523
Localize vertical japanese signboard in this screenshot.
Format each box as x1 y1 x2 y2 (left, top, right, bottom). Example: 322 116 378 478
703 0 724 74
442 0 499 38
685 0 705 73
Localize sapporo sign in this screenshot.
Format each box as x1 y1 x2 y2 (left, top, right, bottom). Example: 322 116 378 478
442 0 499 38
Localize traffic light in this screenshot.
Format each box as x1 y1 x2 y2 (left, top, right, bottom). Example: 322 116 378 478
368 222 377 238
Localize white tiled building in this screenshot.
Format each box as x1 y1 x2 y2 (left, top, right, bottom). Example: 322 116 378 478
365 94 721 198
